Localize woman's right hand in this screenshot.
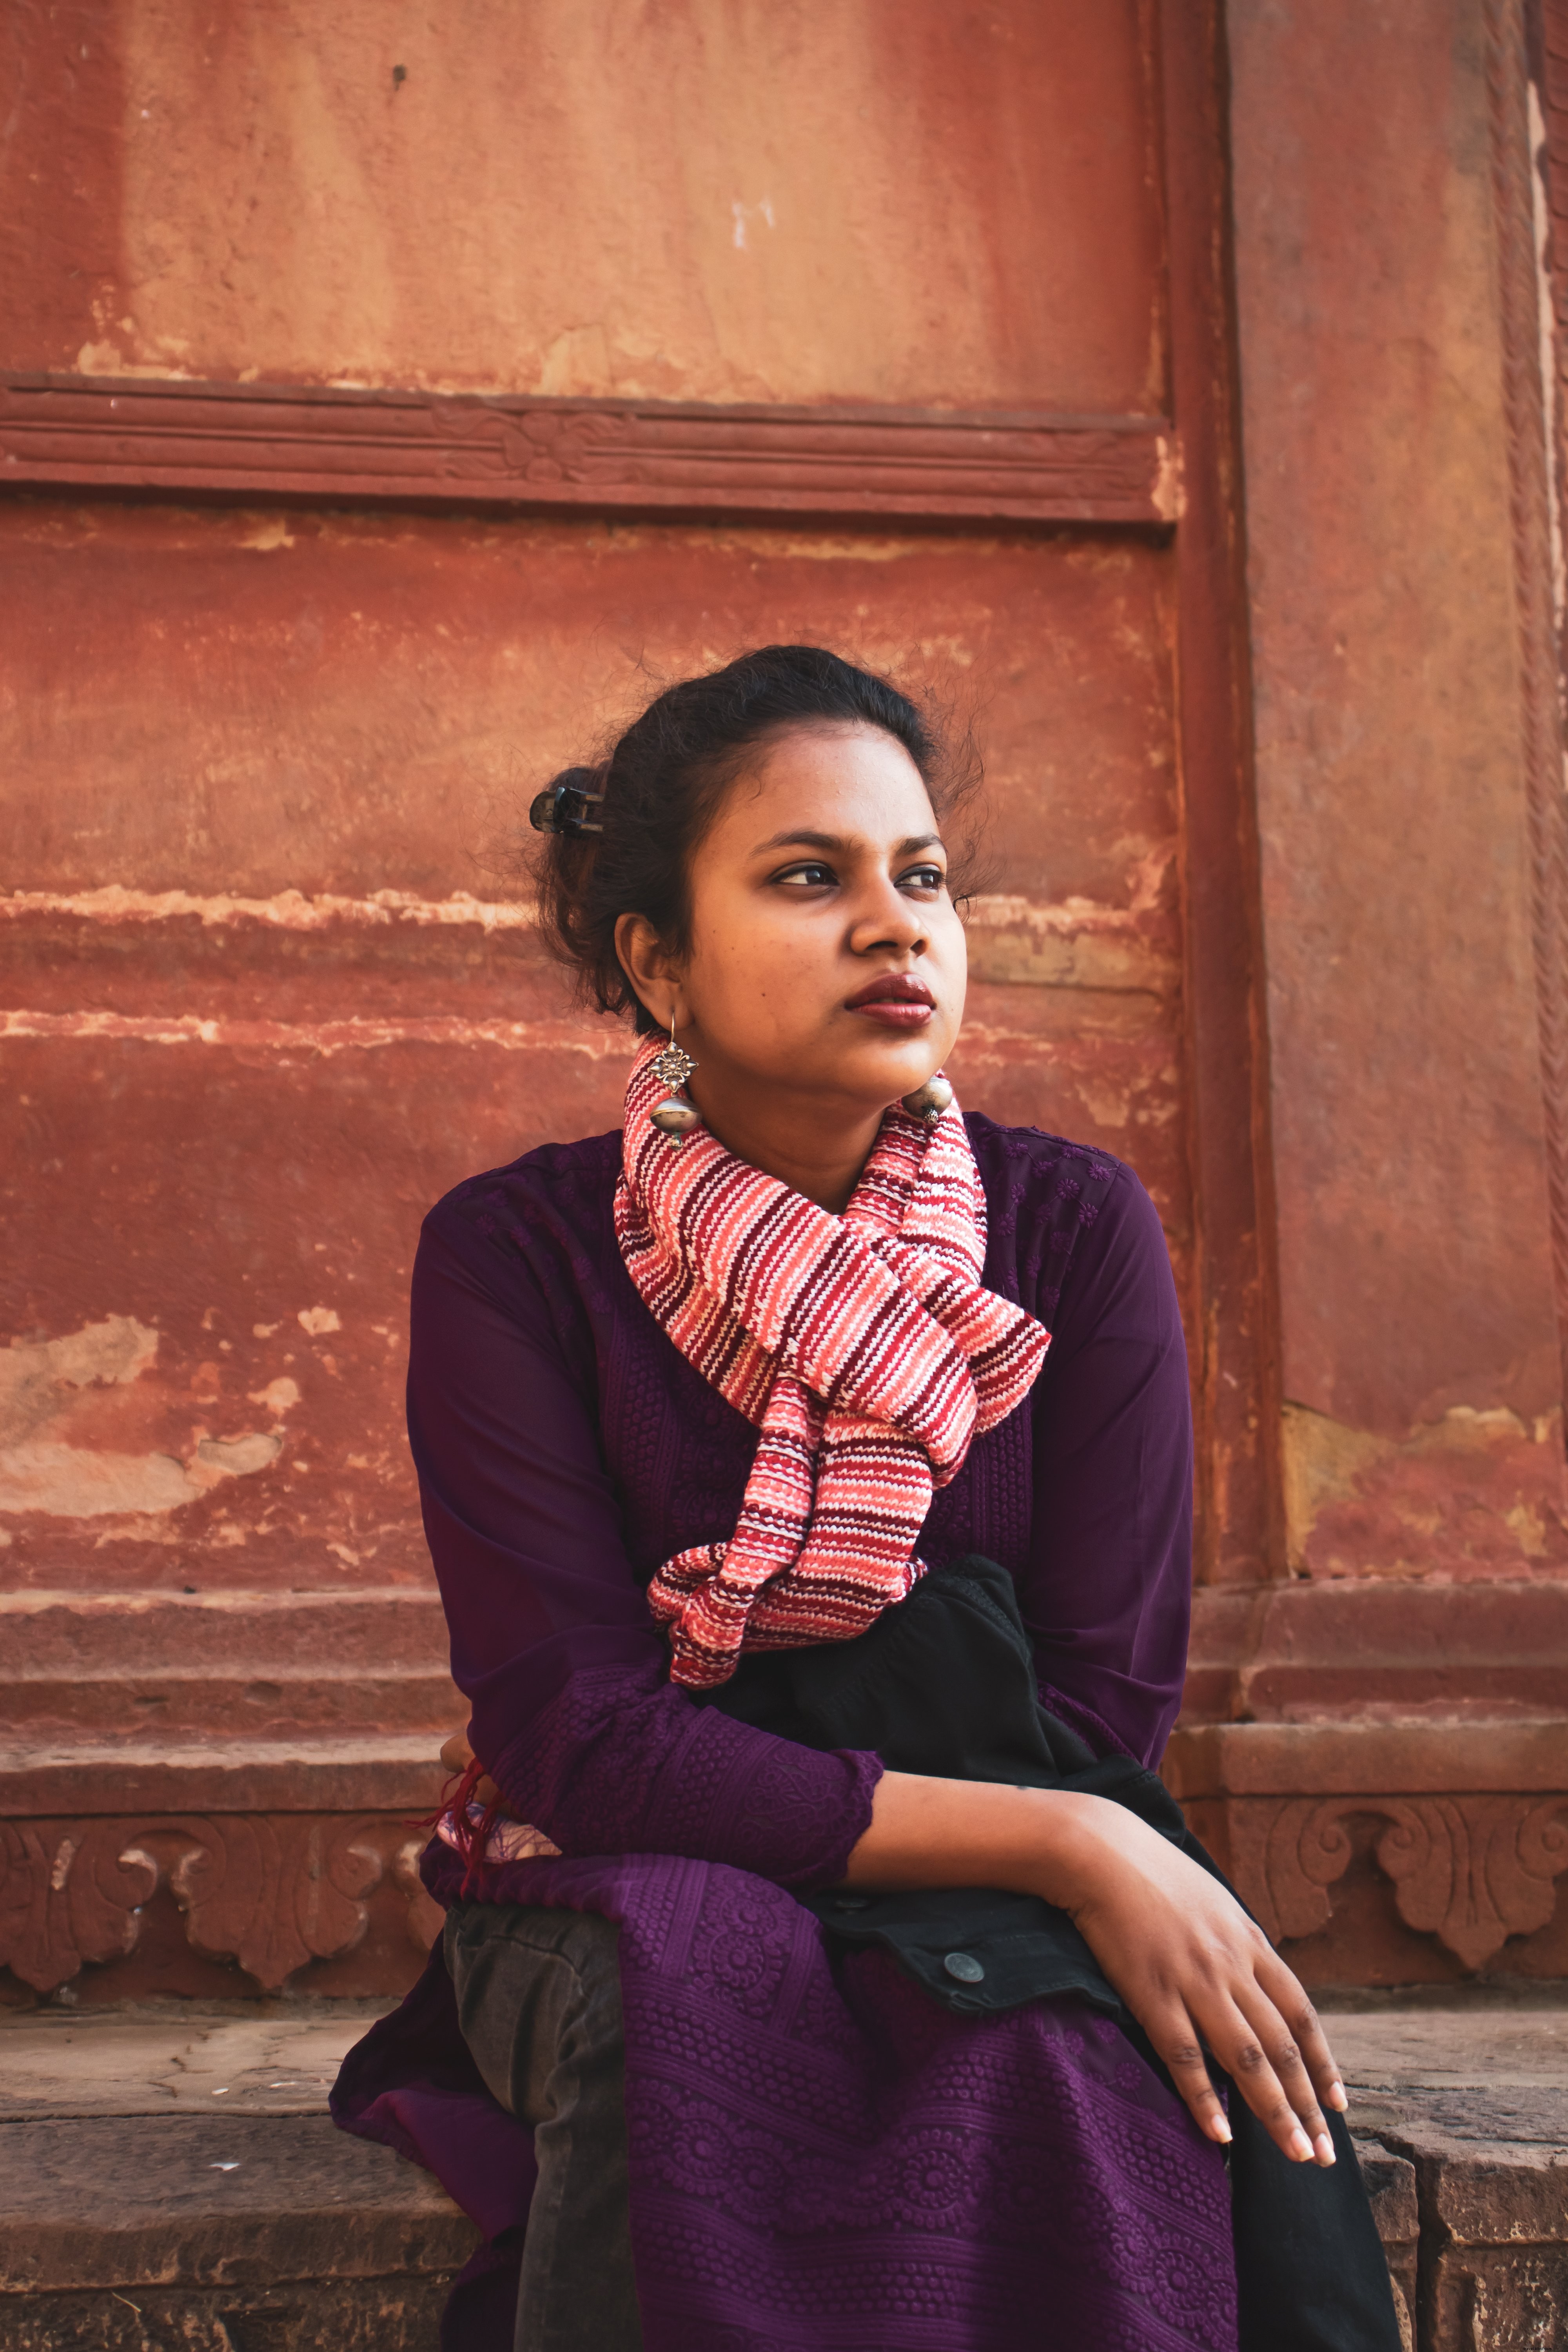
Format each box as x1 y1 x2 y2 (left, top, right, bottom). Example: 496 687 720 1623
1048 1790 1345 2164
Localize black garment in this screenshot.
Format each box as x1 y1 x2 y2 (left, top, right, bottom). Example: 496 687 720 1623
703 1554 1403 2352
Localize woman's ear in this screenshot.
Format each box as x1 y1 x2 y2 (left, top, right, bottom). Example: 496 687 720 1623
614 911 683 1030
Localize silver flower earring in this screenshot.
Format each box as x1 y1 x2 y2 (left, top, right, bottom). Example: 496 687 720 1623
649 1016 702 1147
901 1074 953 1127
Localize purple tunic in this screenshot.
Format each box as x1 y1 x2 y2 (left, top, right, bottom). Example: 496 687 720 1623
332 1115 1237 2351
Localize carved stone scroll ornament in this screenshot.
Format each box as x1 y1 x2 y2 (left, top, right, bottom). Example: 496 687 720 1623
171 1815 387 1987
0 1818 158 1991
1233 1794 1568 1969
0 1814 440 1995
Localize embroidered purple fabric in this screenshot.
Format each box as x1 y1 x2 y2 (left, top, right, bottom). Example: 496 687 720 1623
331 1115 1233 2350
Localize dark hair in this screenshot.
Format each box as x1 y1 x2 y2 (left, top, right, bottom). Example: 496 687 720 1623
530 644 980 1031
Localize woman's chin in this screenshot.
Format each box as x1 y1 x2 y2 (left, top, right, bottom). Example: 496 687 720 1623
828 1033 949 1104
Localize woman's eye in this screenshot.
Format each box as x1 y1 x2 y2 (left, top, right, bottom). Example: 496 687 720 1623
775 862 837 888
900 865 946 892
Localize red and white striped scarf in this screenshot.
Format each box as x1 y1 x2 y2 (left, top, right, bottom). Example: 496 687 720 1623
615 1036 1050 1689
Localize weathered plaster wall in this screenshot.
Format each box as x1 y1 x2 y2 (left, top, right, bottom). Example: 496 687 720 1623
2 0 1164 410
0 501 1187 1601
1227 0 1567 1581
0 0 1209 2001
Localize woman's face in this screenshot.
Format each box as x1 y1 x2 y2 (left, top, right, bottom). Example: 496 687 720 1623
669 722 967 1118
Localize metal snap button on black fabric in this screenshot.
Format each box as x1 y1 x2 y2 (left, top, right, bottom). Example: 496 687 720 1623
943 1951 985 1984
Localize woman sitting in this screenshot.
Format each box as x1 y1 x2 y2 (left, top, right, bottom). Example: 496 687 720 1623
334 645 1399 2352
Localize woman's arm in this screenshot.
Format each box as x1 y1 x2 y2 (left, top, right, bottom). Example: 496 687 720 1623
414 1196 882 1886
843 1159 1341 2169
843 1771 1346 2168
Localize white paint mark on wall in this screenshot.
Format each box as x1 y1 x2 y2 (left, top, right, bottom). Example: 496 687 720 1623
1151 435 1185 524
731 197 775 250
249 1377 301 1416
0 1318 160 1442
297 1308 341 1336
239 516 296 553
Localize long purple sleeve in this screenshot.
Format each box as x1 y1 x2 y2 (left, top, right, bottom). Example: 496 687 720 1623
408 1214 883 1888
1018 1166 1194 1766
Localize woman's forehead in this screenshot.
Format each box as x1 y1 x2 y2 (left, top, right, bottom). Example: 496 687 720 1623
714 726 937 844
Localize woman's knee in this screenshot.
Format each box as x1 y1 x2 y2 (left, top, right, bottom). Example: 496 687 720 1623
443 1904 625 2120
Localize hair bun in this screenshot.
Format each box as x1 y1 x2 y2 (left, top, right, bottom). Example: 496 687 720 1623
529 767 605 836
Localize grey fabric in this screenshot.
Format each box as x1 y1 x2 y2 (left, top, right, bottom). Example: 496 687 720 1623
445 1902 643 2352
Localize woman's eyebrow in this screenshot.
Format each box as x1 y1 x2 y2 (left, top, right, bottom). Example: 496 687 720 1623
750 829 945 856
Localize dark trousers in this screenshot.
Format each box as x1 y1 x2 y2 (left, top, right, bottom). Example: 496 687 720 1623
444 1902 644 2352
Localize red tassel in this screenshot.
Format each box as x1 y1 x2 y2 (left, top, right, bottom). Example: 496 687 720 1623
412 1753 508 1897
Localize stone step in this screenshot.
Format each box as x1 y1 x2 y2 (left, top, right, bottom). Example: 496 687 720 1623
0 1733 446 1816
1181 1579 1568 1723
0 1590 461 1742
0 2000 1561 2350
0 2004 471 2350
0 2113 475 2351
0 1671 463 1739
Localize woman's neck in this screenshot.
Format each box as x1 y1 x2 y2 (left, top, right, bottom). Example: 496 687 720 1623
687 1075 886 1214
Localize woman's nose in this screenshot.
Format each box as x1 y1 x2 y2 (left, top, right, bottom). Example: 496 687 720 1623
848 879 927 956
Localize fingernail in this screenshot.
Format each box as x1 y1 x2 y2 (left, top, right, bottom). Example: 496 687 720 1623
1212 2116 1232 2145
1289 2127 1313 2162
1326 2080 1348 2111
1314 2134 1336 2166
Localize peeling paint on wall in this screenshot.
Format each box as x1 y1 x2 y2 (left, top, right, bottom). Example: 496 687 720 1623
1281 1401 1568 1578
2 887 534 933
0 1320 285 1520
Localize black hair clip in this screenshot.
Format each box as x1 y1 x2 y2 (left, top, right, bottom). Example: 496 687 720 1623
529 780 604 836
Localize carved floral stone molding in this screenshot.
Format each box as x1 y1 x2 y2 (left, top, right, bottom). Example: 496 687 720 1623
1228 1793 1568 1969
12 1793 1566 1996
0 1813 441 1994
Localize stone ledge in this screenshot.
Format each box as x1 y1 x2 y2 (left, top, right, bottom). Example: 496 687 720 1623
0 2113 473 2352
1164 1717 1568 1797
0 1588 461 1742
1161 1723 1568 1978
1183 1580 1568 1723
0 2280 456 2352
0 2114 475 2293
0 1738 445 1816
2 2004 1563 2351
0 2102 1418 2351
1349 2087 1568 2350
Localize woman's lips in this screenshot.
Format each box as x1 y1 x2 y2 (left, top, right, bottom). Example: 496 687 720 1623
844 975 936 1029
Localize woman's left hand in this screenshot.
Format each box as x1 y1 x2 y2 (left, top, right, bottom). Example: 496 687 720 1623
439 1726 512 1814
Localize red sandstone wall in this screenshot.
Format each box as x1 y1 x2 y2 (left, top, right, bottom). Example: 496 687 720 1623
1167 0 1568 1994
1 0 1229 2001
4 0 1562 2005
2 0 1163 410
1227 0 1565 1581
1 506 1186 1598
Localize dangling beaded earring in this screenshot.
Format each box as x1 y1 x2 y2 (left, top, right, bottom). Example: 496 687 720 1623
648 1016 703 1147
901 1074 953 1127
